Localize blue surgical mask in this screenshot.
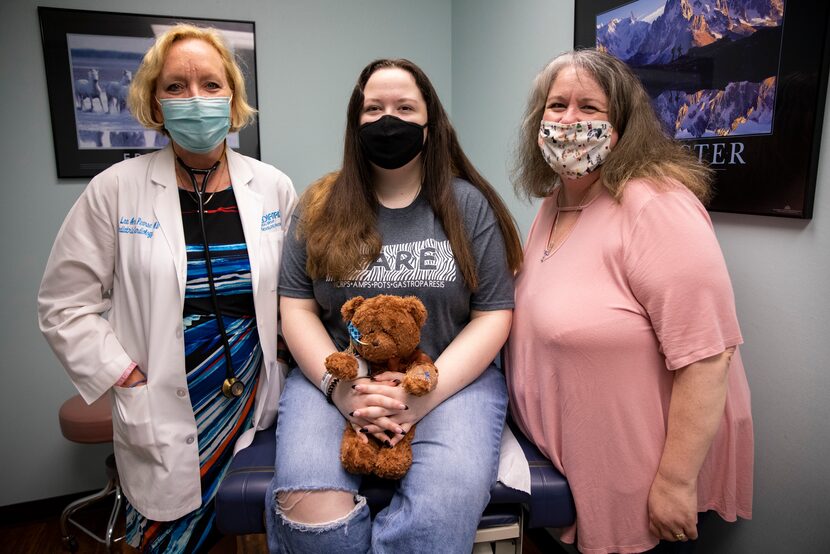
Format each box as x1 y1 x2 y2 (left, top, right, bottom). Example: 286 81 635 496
158 96 232 154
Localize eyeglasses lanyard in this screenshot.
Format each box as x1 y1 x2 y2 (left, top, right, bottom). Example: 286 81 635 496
176 156 244 398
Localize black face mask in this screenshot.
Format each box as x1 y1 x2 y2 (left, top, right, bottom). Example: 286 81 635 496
358 115 426 170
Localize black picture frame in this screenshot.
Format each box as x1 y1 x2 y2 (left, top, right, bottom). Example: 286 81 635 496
38 7 260 178
575 0 830 218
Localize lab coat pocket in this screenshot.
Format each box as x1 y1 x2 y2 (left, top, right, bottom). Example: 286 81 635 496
111 385 157 453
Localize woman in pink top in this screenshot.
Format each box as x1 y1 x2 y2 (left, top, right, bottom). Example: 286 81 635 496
505 49 753 553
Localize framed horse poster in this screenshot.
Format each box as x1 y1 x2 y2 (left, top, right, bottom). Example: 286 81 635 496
38 7 260 178
574 0 830 218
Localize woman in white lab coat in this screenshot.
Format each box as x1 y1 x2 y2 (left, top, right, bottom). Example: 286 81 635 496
38 24 296 553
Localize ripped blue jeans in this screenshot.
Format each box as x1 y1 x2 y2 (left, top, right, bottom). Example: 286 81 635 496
265 366 507 554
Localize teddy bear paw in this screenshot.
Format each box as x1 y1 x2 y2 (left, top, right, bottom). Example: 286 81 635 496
340 426 380 475
373 433 413 480
403 363 438 396
325 352 359 380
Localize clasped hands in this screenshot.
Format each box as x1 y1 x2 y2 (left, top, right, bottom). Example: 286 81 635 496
331 371 426 448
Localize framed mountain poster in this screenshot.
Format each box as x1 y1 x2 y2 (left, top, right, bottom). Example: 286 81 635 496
575 0 830 218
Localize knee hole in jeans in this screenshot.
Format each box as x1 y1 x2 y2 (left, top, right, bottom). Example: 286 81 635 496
276 489 358 525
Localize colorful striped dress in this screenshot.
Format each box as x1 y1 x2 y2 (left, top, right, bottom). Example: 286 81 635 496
126 188 261 553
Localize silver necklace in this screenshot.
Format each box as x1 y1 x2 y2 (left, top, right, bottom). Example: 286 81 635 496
540 184 597 262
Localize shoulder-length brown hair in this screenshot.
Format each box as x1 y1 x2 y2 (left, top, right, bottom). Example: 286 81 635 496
128 23 256 133
514 49 712 203
301 58 522 290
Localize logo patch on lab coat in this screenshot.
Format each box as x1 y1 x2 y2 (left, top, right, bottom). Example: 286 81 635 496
261 210 282 232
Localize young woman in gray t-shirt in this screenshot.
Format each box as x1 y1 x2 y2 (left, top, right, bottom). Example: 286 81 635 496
265 58 523 554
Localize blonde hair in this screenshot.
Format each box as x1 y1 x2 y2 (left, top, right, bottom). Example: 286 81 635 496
128 23 255 132
514 49 712 203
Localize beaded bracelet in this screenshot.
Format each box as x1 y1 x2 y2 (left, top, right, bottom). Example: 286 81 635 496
325 376 340 404
320 371 340 405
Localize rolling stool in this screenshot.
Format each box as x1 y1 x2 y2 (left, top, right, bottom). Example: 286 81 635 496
58 394 124 552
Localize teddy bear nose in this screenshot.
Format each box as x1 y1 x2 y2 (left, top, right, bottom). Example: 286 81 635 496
366 332 394 350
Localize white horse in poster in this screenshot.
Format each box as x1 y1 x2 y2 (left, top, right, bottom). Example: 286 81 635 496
75 68 107 112
106 70 133 114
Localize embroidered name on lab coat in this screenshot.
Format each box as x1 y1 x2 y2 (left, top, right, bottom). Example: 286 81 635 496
119 216 160 238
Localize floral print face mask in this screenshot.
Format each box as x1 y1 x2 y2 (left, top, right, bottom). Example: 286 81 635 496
538 120 614 179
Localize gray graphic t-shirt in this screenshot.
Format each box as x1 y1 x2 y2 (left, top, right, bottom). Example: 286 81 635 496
279 179 514 360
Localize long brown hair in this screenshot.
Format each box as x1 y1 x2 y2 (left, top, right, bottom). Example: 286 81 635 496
514 49 712 202
301 58 522 290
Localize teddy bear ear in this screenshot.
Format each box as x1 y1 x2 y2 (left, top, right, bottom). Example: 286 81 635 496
341 296 365 321
402 296 428 327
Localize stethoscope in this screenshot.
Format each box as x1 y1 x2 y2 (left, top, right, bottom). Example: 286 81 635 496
176 153 244 399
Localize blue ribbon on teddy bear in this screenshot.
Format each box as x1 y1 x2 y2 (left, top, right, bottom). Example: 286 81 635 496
348 321 367 346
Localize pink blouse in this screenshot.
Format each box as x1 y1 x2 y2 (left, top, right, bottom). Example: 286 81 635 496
506 180 753 553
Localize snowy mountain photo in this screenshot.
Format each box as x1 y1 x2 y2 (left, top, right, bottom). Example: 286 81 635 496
595 0 785 138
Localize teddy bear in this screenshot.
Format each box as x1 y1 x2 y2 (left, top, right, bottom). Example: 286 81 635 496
324 294 438 480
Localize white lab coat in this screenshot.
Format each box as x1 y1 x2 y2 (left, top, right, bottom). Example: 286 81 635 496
38 146 297 521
